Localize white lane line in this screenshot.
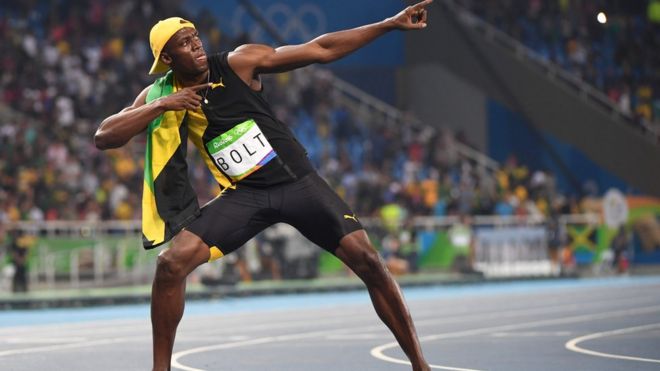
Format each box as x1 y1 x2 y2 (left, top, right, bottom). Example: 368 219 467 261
3 337 87 344
324 334 389 340
370 305 660 370
170 299 608 370
1 294 656 365
565 323 660 364
171 328 347 371
0 336 148 357
406 296 657 333
181 314 379 336
181 294 660 342
174 335 251 342
490 331 573 337
172 337 278 371
2 288 655 339
369 344 482 371
172 301 660 371
0 319 149 335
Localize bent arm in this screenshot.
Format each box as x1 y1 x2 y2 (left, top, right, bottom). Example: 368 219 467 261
94 82 209 149
94 85 160 150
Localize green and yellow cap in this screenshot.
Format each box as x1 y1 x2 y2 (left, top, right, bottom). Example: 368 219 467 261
148 17 196 75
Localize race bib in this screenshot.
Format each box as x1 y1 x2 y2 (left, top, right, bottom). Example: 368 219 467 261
205 119 276 181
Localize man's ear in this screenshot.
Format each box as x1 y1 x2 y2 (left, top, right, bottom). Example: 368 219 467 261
160 52 173 68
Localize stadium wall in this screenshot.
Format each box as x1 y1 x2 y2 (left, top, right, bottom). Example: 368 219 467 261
487 100 631 194
399 63 488 151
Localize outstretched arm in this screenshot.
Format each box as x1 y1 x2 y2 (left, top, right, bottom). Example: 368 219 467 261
228 0 432 85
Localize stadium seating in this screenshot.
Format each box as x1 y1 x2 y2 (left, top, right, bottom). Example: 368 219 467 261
458 0 660 133
0 0 580 227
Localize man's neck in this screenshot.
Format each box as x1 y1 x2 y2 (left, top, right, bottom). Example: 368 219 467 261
173 70 208 87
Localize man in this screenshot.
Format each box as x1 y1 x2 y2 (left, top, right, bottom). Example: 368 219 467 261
95 1 432 370
9 229 29 293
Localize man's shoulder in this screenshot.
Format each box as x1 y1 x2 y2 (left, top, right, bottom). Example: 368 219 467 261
209 51 229 62
207 51 230 71
233 44 272 54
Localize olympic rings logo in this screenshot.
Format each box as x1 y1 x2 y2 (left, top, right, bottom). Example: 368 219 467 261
230 3 327 43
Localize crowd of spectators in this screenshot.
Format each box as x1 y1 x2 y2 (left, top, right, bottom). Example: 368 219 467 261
258 68 576 221
459 0 660 135
0 0 581 230
0 0 237 223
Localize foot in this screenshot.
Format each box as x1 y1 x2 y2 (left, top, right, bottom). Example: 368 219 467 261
413 361 431 371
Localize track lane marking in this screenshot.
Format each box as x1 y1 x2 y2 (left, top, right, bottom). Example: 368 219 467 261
565 323 660 363
170 300 606 370
490 331 573 337
0 336 148 357
370 305 660 370
1 293 634 356
1 289 658 369
3 337 87 344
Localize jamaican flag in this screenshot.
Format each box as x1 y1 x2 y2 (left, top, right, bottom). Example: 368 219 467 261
141 71 199 248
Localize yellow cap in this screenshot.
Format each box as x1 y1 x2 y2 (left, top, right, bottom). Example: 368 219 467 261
148 17 196 75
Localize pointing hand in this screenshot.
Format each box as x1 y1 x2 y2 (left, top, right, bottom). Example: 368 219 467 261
388 0 433 30
157 83 211 111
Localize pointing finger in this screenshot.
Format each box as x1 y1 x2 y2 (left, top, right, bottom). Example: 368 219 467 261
412 0 433 11
188 83 212 92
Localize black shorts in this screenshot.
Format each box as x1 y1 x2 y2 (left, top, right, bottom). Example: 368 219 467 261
185 173 363 256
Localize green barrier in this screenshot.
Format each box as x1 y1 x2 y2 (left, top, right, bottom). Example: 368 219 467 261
418 231 470 270
26 236 155 274
318 251 345 275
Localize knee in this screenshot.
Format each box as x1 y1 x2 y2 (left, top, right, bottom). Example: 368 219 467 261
155 234 208 282
155 251 187 282
351 249 389 285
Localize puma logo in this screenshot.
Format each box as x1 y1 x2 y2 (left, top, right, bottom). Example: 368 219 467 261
343 214 359 222
210 78 225 89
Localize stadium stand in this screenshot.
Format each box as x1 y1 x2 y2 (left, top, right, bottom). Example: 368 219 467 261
2 0 658 294
458 0 660 136
0 0 580 228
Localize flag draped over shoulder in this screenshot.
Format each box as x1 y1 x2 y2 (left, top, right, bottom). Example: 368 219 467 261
142 71 200 248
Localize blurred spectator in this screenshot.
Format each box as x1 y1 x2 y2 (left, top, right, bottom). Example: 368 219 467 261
9 229 34 293
649 0 660 24
0 225 8 290
447 214 476 274
260 226 286 280
560 244 578 277
610 225 630 274
381 232 410 276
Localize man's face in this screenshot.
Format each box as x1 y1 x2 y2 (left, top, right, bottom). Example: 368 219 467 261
161 27 208 75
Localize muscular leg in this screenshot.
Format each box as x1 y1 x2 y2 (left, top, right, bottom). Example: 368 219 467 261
151 230 210 371
335 230 429 371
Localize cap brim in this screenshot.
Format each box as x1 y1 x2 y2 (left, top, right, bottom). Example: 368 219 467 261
149 59 170 75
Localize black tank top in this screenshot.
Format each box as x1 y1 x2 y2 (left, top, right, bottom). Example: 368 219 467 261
199 52 314 188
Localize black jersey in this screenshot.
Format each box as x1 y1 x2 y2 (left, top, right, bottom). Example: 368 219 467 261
192 52 314 188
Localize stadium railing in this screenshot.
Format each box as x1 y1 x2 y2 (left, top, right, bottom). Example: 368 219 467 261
1 213 602 291
331 75 501 172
